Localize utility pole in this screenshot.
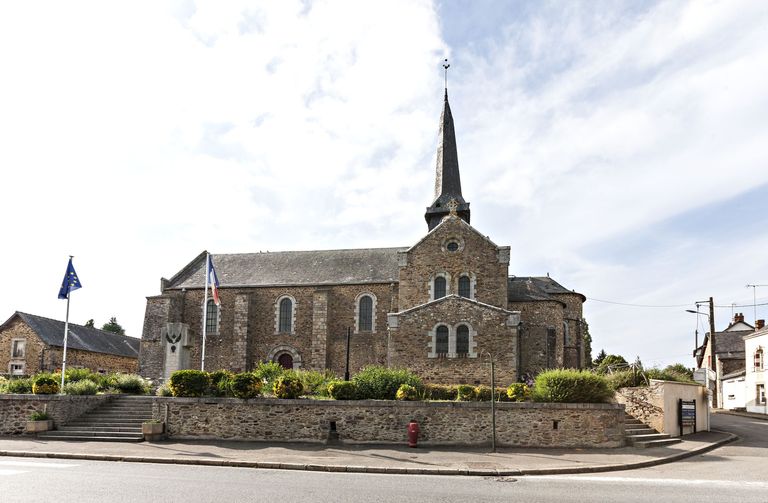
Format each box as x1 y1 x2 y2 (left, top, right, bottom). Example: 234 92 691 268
708 297 718 409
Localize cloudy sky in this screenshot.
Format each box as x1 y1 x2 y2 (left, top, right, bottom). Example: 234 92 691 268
1 0 766 370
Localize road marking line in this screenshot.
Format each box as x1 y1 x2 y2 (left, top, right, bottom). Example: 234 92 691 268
526 475 768 488
0 460 78 469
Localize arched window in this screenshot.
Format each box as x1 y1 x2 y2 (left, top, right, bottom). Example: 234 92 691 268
755 348 764 370
359 295 373 331
456 325 469 355
205 299 218 334
434 276 446 299
458 276 470 298
278 297 293 333
436 325 449 354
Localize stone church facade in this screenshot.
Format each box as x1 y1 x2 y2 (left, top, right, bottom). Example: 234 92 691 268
139 92 586 386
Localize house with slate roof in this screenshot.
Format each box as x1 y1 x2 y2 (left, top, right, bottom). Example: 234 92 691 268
1 312 140 376
139 90 586 385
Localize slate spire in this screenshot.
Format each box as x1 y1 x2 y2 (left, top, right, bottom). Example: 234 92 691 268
424 88 470 231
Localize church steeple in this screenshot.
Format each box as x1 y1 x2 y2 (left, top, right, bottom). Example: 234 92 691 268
424 69 470 231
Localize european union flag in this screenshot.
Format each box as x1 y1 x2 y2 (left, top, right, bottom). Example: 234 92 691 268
58 258 82 299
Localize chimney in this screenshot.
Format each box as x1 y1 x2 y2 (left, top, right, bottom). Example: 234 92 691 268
756 319 765 330
735 313 744 323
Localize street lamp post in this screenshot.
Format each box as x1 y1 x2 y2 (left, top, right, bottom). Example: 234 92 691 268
686 297 717 408
344 327 351 381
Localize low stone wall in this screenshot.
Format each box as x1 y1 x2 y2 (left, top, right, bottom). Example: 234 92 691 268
151 398 625 448
615 382 664 433
0 394 111 435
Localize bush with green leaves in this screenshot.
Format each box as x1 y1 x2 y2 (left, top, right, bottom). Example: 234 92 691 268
532 369 612 403
6 378 33 394
352 366 421 400
169 370 211 397
93 373 119 391
297 369 336 396
327 380 358 400
64 368 97 383
114 374 150 394
29 410 50 421
273 375 304 399
208 370 234 397
253 361 286 390
506 383 530 402
0 376 8 393
32 375 59 395
395 383 419 401
605 369 646 390
63 379 98 395
421 384 457 401
456 384 475 401
474 385 495 401
155 383 173 397
644 367 696 384
229 372 262 399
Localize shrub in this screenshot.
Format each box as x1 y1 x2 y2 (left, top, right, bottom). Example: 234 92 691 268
229 373 262 399
456 384 475 401
605 369 645 390
297 369 336 396
253 361 285 390
6 378 33 394
273 375 304 399
644 367 696 384
421 384 457 401
93 373 119 391
506 383 531 402
29 411 50 421
474 385 494 401
327 380 358 400
0 376 8 393
169 370 210 397
208 370 234 397
395 383 419 401
32 375 59 395
115 374 150 395
155 383 173 397
64 368 96 383
532 369 612 403
63 380 98 395
352 366 421 400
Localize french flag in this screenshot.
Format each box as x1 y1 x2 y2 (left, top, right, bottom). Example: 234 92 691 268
208 255 221 306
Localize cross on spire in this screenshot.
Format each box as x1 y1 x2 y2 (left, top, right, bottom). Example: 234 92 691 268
443 58 450 95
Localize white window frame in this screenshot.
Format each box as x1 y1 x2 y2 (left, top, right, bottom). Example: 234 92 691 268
757 384 766 405
754 348 764 371
9 362 25 376
354 292 377 334
275 294 297 335
11 339 26 359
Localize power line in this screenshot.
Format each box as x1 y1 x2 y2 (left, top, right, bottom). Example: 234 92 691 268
587 297 768 309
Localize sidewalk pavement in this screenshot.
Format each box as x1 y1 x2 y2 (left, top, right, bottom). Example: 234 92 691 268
0 430 735 476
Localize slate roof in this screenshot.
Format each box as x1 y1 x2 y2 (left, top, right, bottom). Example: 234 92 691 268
2 312 140 359
713 330 750 357
167 248 408 290
507 276 586 303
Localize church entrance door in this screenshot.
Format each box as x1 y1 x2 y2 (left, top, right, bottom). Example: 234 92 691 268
277 353 293 369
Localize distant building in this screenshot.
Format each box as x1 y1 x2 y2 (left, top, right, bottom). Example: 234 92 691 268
1 312 139 376
743 325 767 414
139 91 586 385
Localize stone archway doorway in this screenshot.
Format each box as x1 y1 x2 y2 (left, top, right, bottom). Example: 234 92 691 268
277 353 293 369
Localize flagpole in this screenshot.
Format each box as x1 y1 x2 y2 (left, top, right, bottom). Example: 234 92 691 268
201 252 210 371
60 256 73 394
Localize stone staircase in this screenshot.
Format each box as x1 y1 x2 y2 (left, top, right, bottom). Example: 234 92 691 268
38 395 154 442
624 413 681 448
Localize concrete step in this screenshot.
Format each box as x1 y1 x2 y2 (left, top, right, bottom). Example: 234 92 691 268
632 438 682 448
67 420 147 426
40 429 144 438
37 432 144 442
57 425 142 433
85 413 153 418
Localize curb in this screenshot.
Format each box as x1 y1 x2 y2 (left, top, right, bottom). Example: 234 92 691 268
0 433 737 477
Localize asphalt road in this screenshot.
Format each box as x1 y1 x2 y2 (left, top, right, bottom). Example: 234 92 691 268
0 413 765 503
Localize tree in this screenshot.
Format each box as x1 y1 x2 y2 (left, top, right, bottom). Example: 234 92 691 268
595 354 628 374
582 318 593 367
84 319 95 328
664 363 694 380
593 349 607 367
101 317 125 336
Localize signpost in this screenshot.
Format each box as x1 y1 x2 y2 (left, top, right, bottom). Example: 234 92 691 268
679 399 697 436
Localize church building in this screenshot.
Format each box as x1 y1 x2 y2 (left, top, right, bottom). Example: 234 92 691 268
139 91 586 386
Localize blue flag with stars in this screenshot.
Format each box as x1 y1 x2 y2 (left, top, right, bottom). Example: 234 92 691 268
58 258 82 299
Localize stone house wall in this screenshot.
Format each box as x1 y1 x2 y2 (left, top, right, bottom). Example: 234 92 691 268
0 394 111 435
1 318 138 376
615 380 709 436
151 396 624 448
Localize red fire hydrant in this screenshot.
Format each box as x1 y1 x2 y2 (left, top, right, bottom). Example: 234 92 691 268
407 420 420 448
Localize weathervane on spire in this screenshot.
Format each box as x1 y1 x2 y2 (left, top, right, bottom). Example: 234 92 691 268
443 58 450 93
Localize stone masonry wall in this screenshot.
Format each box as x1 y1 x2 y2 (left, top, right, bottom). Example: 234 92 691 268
398 217 509 312
1 319 48 376
150 397 624 448
614 382 664 433
0 394 111 435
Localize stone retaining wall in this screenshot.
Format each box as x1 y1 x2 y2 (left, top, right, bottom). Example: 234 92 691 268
0 394 111 435
614 380 709 436
151 398 625 448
